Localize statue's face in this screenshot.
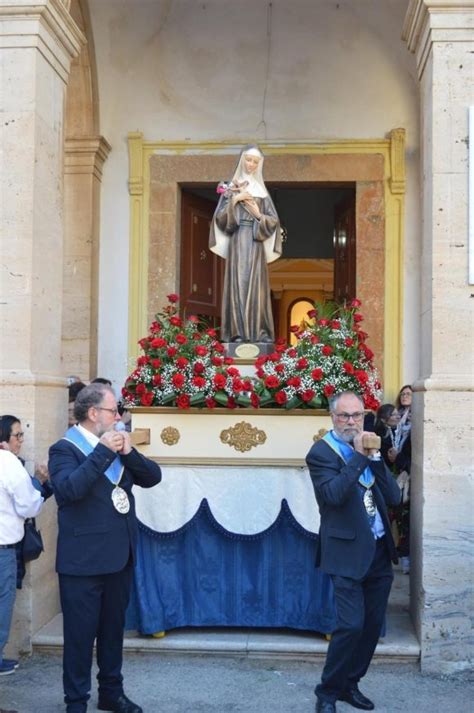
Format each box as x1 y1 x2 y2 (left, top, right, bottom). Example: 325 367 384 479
243 153 260 174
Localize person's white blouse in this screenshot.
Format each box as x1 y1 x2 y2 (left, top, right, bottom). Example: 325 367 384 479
0 450 43 545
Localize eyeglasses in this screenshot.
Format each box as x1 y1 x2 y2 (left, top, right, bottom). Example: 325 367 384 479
96 407 118 417
11 432 25 439
334 412 364 422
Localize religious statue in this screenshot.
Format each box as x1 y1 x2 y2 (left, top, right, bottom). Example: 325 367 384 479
209 145 282 344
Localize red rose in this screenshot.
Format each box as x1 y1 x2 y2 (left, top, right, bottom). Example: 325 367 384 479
192 376 206 388
319 319 329 327
140 391 154 406
169 316 182 327
322 345 333 356
256 368 265 378
290 325 300 333
175 333 187 345
357 330 368 342
364 394 380 410
151 358 161 369
307 309 317 318
287 376 302 388
227 366 239 377
310 335 319 344
296 357 308 369
192 332 201 340
193 361 205 374
344 338 354 347
213 373 227 389
138 338 149 349
176 394 190 409
255 355 267 368
350 298 362 308
172 373 185 389
152 374 162 386
227 396 237 409
311 368 323 381
363 347 374 360
205 397 217 409
330 320 341 329
275 363 285 373
353 313 364 323
287 348 297 358
135 383 146 395
176 356 189 369
211 356 223 367
242 380 253 392
137 355 150 366
188 315 199 323
265 375 280 389
195 345 208 357
269 352 281 362
275 342 286 353
167 293 179 303
150 321 161 333
323 384 335 397
355 369 369 384
232 378 244 392
224 357 234 365
301 389 315 402
274 390 288 405
250 393 260 408
151 337 167 349
343 362 354 374
206 328 217 338
213 341 225 353
167 346 178 358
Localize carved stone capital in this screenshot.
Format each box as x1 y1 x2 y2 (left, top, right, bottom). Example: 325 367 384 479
403 0 474 78
0 0 86 83
64 136 112 180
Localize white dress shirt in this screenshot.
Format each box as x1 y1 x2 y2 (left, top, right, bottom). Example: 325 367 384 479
0 450 43 545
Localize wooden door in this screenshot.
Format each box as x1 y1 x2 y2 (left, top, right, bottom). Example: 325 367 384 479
333 195 356 302
180 191 223 324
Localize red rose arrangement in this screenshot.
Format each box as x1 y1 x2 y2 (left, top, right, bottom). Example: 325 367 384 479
122 294 254 410
123 296 381 411
253 299 382 410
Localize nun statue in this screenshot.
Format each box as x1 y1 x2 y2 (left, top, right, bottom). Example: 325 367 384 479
209 145 282 344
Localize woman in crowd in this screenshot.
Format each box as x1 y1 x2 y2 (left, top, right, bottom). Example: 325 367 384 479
0 416 53 588
374 403 411 573
0 447 44 675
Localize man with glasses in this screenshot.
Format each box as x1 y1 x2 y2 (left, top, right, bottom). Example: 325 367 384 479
49 383 162 713
306 391 401 713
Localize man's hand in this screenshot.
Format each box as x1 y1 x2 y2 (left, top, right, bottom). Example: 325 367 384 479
117 431 132 456
99 431 125 453
353 431 380 457
35 463 49 484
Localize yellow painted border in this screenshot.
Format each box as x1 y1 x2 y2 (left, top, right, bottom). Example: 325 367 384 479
127 131 405 399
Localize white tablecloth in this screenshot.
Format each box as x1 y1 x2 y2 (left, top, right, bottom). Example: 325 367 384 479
133 465 320 536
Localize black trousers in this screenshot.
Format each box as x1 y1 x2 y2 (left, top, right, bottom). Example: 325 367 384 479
316 537 393 703
59 561 133 708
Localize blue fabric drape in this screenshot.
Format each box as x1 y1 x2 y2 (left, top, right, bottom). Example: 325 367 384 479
126 499 336 634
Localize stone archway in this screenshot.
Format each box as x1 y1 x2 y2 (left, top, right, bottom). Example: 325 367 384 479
63 0 110 380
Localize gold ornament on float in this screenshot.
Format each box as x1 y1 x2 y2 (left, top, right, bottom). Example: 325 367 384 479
220 421 267 452
313 428 328 442
160 426 180 446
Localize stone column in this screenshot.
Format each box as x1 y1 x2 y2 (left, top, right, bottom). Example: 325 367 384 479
403 0 474 675
63 137 111 379
0 0 84 654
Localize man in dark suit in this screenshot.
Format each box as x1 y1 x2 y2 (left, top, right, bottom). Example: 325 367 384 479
306 391 401 713
49 383 162 713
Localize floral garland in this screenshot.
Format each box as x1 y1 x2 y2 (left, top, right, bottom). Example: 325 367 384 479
122 296 382 411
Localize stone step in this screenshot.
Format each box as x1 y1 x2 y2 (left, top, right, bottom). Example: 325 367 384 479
33 611 420 663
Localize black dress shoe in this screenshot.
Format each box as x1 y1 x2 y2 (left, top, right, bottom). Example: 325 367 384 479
316 700 336 712
339 686 374 710
97 693 143 713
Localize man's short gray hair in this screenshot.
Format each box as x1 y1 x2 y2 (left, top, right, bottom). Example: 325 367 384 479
328 391 364 413
74 383 115 423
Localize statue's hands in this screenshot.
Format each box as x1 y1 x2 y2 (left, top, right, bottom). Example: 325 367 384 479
243 199 261 220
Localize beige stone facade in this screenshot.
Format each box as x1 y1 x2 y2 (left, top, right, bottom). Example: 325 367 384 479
0 0 472 675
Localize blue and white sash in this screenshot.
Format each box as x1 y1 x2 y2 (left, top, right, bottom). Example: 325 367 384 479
62 426 124 486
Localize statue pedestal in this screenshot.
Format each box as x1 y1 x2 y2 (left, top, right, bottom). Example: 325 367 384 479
222 341 275 359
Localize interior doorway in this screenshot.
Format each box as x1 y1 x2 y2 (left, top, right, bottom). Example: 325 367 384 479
180 183 355 342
